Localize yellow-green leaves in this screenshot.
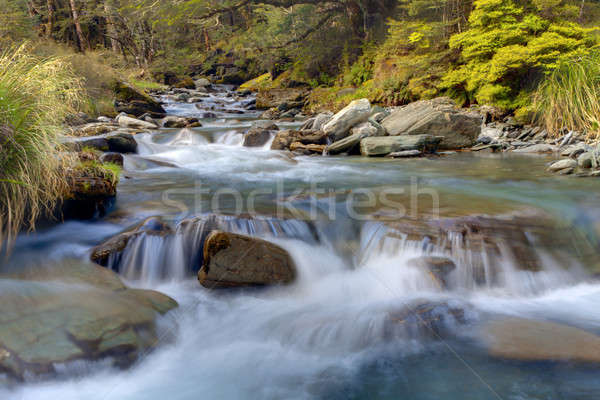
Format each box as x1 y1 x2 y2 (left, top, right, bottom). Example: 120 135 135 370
441 0 597 111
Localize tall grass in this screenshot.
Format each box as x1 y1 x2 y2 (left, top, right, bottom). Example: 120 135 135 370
0 44 84 249
533 51 600 139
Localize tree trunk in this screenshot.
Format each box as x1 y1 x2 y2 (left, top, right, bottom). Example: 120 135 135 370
69 0 87 52
46 0 55 38
104 1 120 53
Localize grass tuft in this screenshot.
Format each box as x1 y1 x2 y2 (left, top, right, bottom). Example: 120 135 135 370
533 51 600 139
0 44 84 249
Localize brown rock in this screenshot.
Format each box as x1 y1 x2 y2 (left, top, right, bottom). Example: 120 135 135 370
198 231 297 288
289 142 325 155
271 129 327 150
483 318 600 363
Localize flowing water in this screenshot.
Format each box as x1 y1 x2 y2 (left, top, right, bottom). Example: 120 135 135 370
3 87 600 399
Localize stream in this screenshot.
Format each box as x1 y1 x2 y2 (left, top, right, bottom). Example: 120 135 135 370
3 86 600 399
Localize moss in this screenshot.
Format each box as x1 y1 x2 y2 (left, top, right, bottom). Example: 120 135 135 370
239 73 273 91
73 160 121 187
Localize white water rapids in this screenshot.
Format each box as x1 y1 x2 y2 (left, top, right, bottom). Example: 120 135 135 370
4 88 600 399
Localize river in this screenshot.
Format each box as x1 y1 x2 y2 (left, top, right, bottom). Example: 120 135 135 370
3 86 600 399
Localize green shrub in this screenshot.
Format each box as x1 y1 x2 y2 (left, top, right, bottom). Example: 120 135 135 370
441 0 597 112
0 44 84 248
533 51 600 139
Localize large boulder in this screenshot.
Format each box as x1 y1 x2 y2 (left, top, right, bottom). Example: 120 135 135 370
381 98 481 149
483 318 600 363
360 135 442 157
0 261 177 381
322 99 371 141
91 217 173 267
112 81 166 118
350 119 386 137
117 115 158 130
106 132 138 153
271 130 327 151
256 88 309 110
243 128 273 147
198 231 297 288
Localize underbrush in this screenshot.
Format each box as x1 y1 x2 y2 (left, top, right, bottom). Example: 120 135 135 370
0 45 83 247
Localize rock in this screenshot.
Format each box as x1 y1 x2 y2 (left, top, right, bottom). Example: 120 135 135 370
322 99 371 141
557 167 575 175
386 150 423 158
65 112 95 126
172 76 195 89
512 144 556 153
360 135 442 157
243 127 273 147
0 261 177 380
100 152 124 166
198 231 297 288
561 143 589 158
106 132 138 153
289 142 326 155
325 133 364 155
483 318 600 363
407 256 456 288
117 115 158 130
271 130 327 151
578 152 596 169
251 120 279 131
312 113 333 131
548 159 577 172
382 210 600 280
72 122 118 137
62 136 109 152
350 119 386 137
194 78 211 88
479 126 502 140
381 98 482 149
256 88 309 109
112 81 166 117
161 116 189 128
91 217 173 267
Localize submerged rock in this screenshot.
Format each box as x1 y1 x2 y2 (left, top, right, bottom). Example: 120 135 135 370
0 261 177 381
483 317 600 363
407 256 456 288
91 217 173 267
381 98 481 149
198 231 297 288
323 98 371 141
360 135 441 157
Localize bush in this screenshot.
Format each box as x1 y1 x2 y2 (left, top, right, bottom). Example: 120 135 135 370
533 51 600 139
441 0 597 112
0 44 84 248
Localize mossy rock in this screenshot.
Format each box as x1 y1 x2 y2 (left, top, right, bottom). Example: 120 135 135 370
172 76 195 89
111 80 165 116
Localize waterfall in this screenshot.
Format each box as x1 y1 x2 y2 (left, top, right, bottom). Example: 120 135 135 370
108 214 320 282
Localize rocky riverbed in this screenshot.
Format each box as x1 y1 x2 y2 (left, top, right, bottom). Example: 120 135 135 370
4 80 600 398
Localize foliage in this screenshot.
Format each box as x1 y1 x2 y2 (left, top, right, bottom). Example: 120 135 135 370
0 44 84 248
533 51 600 139
441 0 598 111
